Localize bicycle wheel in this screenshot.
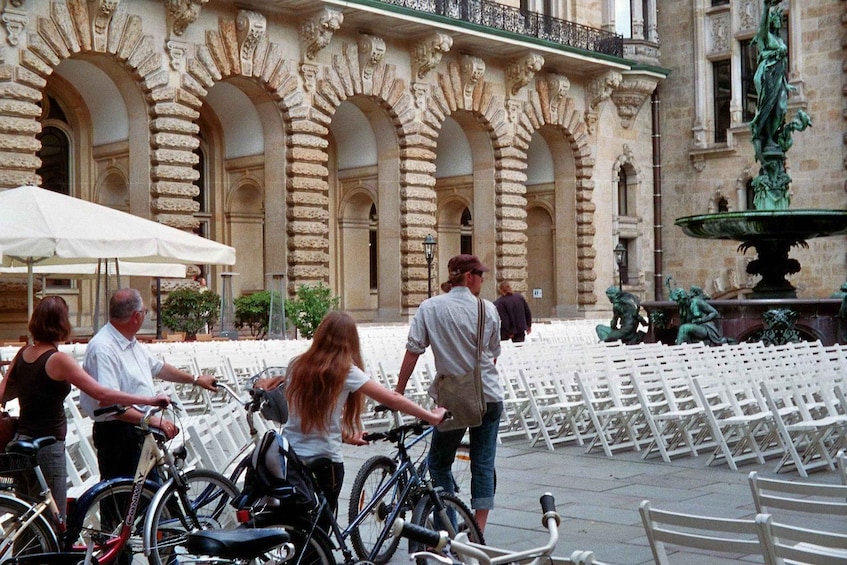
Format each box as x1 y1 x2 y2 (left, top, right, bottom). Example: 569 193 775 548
144 469 240 565
65 479 158 564
0 494 59 558
409 492 484 564
347 455 404 564
260 519 335 565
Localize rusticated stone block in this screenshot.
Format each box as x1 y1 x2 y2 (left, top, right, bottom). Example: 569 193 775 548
400 172 435 188
287 236 328 252
151 181 199 198
0 117 40 135
289 120 329 136
0 171 39 188
151 149 198 166
151 133 200 151
401 147 437 161
287 162 328 178
402 159 436 174
0 151 40 169
151 118 199 135
289 147 328 164
286 176 327 192
151 164 200 182
152 196 199 213
152 102 199 121
155 213 199 230
288 250 329 264
286 191 327 207
288 133 329 149
288 210 330 226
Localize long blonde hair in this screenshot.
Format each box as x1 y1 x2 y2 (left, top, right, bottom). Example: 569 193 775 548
285 311 365 436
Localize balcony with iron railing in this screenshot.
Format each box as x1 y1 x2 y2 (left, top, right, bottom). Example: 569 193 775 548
375 0 624 58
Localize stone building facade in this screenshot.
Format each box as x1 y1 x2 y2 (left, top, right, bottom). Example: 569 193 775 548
657 0 847 299
0 0 673 338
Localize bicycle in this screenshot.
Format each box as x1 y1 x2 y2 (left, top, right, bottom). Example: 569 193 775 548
0 404 239 564
235 409 484 565
393 493 603 565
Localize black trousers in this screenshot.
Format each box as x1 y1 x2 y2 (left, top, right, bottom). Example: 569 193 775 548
92 420 160 482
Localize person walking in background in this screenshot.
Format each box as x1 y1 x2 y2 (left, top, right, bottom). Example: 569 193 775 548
394 254 502 533
80 288 218 481
494 281 532 342
0 296 170 518
282 311 446 519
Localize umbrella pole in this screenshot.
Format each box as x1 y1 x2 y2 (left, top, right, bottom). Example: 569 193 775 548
26 258 33 343
156 277 162 340
93 260 102 333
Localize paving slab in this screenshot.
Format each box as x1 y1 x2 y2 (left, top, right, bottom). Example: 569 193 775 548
337 433 846 565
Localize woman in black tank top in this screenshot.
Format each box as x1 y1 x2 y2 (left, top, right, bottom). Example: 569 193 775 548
0 296 170 518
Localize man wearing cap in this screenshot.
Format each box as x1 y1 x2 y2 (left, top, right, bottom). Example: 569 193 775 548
395 254 503 532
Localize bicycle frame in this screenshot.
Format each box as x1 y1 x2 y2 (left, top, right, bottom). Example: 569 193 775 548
0 407 173 564
64 431 166 560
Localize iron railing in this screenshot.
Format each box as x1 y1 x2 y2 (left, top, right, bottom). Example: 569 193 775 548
376 0 624 57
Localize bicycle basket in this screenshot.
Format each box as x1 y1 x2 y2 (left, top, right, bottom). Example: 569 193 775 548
0 452 30 487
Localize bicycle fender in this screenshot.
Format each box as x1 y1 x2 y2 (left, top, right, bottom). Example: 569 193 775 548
65 477 161 536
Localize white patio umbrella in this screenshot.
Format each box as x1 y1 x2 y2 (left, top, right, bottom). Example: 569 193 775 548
0 185 236 320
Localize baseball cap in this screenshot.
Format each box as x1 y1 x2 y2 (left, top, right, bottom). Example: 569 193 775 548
447 254 490 275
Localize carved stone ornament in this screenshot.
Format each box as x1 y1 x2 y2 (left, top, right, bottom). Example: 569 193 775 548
412 82 429 121
300 62 319 92
168 0 208 37
8 0 24 7
1 8 27 47
412 32 452 79
166 39 189 72
237 10 266 77
506 52 544 96
739 0 760 32
358 34 386 84
90 0 120 36
707 12 730 54
584 70 621 133
460 54 485 107
506 99 521 124
301 7 343 60
543 73 570 123
610 75 659 128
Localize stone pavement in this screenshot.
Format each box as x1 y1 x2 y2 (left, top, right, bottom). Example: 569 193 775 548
338 437 846 565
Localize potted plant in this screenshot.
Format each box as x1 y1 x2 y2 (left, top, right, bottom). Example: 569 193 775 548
234 290 279 339
284 282 339 339
160 287 221 340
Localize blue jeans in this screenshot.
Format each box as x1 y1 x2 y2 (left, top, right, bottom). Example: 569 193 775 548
427 402 503 510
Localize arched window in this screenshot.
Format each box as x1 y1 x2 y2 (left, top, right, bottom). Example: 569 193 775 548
460 207 473 256
369 203 378 290
617 165 629 216
37 125 70 196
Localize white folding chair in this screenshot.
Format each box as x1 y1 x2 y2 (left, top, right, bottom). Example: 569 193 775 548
639 500 765 564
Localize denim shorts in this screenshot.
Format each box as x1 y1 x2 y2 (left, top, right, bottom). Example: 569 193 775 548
427 401 503 510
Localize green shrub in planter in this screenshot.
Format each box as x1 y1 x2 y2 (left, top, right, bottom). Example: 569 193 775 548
284 282 339 339
234 291 279 339
160 288 221 340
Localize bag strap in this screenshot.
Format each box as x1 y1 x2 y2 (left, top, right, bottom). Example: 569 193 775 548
475 297 484 365
1 346 24 408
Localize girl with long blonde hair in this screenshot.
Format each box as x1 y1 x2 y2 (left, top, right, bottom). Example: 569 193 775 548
284 311 445 515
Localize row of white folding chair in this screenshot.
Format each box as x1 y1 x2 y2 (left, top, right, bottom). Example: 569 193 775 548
627 356 709 463
639 500 847 564
758 373 847 477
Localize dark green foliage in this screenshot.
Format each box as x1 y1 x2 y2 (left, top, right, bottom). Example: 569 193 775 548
160 288 220 339
284 282 340 339
234 291 277 339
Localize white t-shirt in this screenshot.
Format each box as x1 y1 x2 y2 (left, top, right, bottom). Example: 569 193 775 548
284 364 370 463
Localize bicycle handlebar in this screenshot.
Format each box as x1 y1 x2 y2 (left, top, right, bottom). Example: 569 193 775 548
391 519 449 551
394 493 562 565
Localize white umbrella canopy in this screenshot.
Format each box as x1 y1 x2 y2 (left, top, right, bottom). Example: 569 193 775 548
0 185 236 320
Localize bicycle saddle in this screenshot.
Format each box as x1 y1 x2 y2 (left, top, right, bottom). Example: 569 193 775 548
6 436 57 456
185 527 291 559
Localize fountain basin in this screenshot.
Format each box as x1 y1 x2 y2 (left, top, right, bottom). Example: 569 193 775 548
676 209 847 241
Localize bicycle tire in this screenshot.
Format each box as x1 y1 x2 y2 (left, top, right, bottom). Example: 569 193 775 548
347 454 405 564
409 491 484 564
451 442 497 498
64 479 158 563
0 493 60 558
143 469 240 565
